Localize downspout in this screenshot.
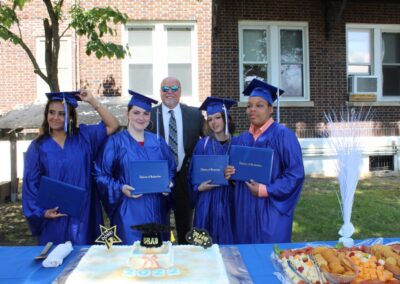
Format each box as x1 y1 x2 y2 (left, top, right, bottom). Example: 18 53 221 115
75 0 80 89
9 129 21 202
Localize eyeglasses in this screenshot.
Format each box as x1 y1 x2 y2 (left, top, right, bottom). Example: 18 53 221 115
161 85 180 93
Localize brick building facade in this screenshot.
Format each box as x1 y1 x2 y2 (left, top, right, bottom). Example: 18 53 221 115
0 0 212 117
212 0 400 134
1 0 399 135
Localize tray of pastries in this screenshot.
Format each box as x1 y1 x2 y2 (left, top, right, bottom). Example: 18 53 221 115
272 243 400 284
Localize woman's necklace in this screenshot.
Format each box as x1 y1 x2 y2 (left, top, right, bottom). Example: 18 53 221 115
212 136 232 155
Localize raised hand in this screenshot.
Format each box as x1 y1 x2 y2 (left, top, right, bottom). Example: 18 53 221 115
78 88 95 103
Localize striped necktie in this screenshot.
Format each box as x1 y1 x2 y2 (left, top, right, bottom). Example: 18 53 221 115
168 110 178 165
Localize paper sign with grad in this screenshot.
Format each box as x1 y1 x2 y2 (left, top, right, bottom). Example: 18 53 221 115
131 223 174 248
185 228 213 249
95 225 122 249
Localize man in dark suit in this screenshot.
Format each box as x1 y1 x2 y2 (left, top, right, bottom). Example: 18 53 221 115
149 76 204 244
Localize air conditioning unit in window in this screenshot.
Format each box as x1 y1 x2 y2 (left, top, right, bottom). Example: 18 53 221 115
348 75 378 94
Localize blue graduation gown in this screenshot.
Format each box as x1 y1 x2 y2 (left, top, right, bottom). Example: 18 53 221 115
188 136 234 244
232 122 304 244
94 130 176 245
22 123 107 245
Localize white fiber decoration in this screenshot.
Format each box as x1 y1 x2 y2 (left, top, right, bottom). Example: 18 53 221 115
324 107 372 247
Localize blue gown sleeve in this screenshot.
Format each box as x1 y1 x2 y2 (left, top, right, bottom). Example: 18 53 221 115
267 128 305 215
79 122 107 158
93 135 124 214
22 141 46 236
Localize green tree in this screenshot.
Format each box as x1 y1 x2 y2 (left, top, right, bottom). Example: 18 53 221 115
0 0 129 91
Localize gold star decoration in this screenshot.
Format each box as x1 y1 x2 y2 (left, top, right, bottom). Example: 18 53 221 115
95 225 122 249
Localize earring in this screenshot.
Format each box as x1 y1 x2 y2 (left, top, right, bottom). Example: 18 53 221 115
48 126 51 135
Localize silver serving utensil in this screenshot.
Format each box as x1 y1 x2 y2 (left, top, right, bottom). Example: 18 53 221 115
309 253 325 284
35 242 53 260
287 260 312 284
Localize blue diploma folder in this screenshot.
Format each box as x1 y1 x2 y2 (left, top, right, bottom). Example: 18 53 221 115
37 176 86 217
191 155 229 186
129 160 170 194
229 145 274 185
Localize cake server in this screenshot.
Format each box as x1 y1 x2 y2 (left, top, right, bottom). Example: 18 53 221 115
35 242 53 260
287 260 312 284
309 253 325 284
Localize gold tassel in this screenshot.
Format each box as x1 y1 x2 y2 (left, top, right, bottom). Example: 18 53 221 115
170 230 176 243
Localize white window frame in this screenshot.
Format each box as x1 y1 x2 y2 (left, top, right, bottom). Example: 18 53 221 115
122 22 199 106
346 23 400 101
238 21 310 103
346 28 374 75
35 37 72 101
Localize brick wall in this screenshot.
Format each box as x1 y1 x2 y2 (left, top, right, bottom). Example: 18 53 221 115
211 0 400 133
1 0 399 135
0 0 212 113
0 0 78 114
0 1 43 113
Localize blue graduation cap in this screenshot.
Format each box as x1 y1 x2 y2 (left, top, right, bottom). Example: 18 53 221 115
199 97 237 116
128 90 158 112
200 97 237 135
128 90 161 138
242 79 284 123
45 91 81 109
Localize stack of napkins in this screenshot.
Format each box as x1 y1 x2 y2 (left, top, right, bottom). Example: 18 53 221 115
42 241 73 268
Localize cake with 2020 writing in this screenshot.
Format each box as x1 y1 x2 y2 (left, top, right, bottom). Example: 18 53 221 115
65 241 230 284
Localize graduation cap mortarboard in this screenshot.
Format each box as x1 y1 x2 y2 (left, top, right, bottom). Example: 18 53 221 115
45 91 81 108
242 79 284 105
243 78 285 123
200 97 237 135
131 223 174 248
128 90 158 112
199 97 237 116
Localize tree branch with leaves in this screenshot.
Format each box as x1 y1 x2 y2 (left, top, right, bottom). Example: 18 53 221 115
0 0 129 92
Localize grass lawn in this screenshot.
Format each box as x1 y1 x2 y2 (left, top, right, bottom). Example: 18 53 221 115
293 175 400 242
1 176 399 245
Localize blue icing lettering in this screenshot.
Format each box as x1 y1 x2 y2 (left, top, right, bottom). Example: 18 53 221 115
137 269 151 278
123 268 136 277
166 267 181 276
152 269 166 277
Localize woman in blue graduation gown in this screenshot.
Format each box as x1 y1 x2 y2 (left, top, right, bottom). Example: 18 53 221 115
188 97 236 244
94 90 176 245
22 90 120 245
226 79 305 244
